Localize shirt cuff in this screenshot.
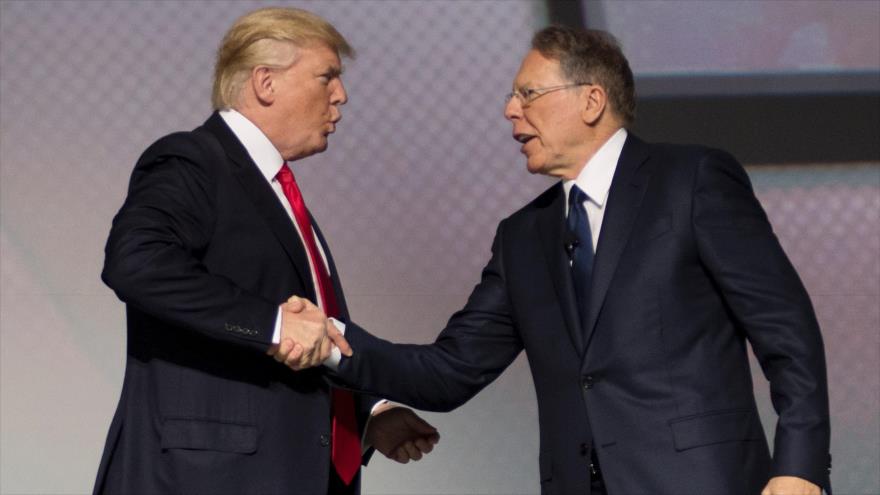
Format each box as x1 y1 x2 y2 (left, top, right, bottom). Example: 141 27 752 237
272 306 283 344
323 317 345 369
362 400 393 454
370 400 390 415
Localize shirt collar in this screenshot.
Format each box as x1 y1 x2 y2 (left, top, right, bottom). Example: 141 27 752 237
219 109 286 181
563 127 628 210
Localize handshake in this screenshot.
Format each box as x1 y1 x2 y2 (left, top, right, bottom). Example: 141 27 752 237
265 297 442 463
265 296 353 370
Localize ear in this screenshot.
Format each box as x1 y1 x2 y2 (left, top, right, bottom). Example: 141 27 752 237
580 85 607 126
251 66 276 105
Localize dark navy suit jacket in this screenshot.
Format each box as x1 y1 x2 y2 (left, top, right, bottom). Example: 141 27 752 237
337 134 831 495
95 113 375 495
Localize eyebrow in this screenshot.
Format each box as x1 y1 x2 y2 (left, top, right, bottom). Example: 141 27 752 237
324 65 344 78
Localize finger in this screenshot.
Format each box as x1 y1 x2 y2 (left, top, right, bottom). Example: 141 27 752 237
402 441 422 461
297 297 318 311
392 447 410 464
414 437 435 454
266 343 279 357
273 339 295 362
298 336 320 368
317 333 332 362
285 343 305 369
310 328 328 363
327 325 353 357
285 296 306 312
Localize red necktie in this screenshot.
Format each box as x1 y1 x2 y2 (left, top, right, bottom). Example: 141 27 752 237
276 164 361 485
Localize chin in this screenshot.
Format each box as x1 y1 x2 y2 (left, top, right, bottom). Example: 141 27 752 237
525 159 547 175
304 140 328 157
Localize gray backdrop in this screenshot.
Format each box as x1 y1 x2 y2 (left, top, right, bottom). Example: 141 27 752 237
1 1 878 494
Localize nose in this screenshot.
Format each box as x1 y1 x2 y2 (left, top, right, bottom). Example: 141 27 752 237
504 95 521 121
332 78 348 106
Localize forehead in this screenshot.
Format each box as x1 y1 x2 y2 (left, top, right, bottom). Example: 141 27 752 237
514 49 564 85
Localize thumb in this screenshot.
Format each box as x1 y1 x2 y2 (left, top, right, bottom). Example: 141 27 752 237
328 325 353 357
285 295 307 312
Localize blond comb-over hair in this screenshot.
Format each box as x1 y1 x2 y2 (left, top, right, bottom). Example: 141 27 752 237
212 7 354 110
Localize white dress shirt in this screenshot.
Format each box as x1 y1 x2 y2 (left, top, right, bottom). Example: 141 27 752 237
563 127 628 250
220 110 385 432
219 109 341 366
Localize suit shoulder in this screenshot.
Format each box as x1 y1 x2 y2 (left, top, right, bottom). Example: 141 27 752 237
138 126 223 169
524 181 562 211
648 141 740 169
636 141 758 207
500 182 561 227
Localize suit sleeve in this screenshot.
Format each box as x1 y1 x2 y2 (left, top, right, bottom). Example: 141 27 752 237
692 150 831 489
337 223 524 412
102 147 278 352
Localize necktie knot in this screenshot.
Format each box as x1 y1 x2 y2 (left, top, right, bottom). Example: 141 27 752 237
276 163 295 185
569 184 587 211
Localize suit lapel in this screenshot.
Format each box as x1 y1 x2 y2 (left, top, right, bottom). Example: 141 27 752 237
583 135 653 349
311 214 349 320
536 184 585 355
201 113 316 303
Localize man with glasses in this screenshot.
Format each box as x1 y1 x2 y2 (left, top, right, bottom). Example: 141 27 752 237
293 25 831 494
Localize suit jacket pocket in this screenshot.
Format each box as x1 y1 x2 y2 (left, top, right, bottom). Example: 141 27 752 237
668 408 763 451
161 418 258 454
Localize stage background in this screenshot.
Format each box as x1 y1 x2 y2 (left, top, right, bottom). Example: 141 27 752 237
1 1 878 493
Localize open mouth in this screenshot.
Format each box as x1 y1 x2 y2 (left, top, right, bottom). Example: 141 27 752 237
515 133 537 144
515 134 537 151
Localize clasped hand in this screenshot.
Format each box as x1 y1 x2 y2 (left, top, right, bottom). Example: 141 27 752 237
367 402 440 464
266 296 352 370
266 299 440 464
762 476 821 495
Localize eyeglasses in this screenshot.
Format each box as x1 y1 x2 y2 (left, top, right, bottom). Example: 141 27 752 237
504 82 591 107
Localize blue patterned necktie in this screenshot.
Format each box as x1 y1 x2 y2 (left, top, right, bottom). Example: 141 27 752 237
567 185 594 331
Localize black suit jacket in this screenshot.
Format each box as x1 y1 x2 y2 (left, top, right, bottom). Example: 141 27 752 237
337 134 831 495
94 113 375 495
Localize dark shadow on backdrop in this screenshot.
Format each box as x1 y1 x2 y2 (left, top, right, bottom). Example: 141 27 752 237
632 93 880 165
546 0 880 164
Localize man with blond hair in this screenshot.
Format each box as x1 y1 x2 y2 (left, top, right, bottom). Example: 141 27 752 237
94 8 438 495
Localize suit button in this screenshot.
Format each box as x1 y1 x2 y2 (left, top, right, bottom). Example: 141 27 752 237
583 375 595 390
320 434 330 447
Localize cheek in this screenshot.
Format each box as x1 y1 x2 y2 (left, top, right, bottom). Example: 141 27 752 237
310 103 332 125
532 123 555 149
527 114 552 142
291 91 328 120
534 115 572 150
